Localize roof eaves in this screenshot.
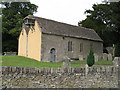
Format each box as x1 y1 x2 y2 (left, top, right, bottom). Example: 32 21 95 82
42 32 103 42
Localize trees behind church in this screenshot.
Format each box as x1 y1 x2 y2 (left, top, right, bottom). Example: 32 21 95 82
78 1 120 56
1 2 38 52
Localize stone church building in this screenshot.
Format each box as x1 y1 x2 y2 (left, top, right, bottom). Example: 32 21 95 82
18 15 103 62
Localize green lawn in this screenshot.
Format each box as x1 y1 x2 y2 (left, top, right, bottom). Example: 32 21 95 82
1 55 113 68
2 56 61 68
71 59 113 67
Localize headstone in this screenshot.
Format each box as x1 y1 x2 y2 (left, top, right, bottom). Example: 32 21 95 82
85 64 88 75
108 54 112 60
61 62 71 69
106 47 114 56
4 52 17 55
103 53 108 60
62 56 71 68
94 54 98 62
113 57 120 67
61 56 70 68
79 55 83 60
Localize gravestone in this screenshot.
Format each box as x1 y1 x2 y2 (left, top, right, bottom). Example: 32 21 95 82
94 54 98 62
113 57 120 67
62 62 70 69
62 56 71 69
103 53 108 60
79 55 83 60
4 52 17 55
108 54 112 61
106 47 114 56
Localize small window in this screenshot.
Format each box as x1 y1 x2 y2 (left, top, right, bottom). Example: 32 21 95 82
80 43 83 52
68 41 72 51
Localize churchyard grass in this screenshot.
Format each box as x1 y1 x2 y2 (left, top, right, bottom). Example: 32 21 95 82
2 56 61 68
95 60 113 65
2 56 113 68
70 60 113 67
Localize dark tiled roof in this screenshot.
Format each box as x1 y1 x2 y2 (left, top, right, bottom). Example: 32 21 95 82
25 15 103 42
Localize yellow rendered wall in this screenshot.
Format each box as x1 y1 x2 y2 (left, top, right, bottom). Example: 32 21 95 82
27 21 42 61
18 28 27 56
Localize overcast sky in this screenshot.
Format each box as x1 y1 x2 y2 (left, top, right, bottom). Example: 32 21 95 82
30 0 103 26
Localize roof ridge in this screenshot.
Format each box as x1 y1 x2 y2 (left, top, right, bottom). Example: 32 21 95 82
27 15 95 31
25 15 103 42
34 16 94 30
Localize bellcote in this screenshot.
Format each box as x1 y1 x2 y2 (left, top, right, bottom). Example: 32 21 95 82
24 15 35 26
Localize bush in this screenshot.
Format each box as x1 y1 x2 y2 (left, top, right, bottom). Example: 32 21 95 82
115 43 120 57
87 48 95 67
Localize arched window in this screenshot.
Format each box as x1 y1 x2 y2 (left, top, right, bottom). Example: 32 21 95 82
68 41 72 51
80 43 83 52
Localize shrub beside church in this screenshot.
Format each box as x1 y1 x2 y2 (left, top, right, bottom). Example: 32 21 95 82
87 48 95 67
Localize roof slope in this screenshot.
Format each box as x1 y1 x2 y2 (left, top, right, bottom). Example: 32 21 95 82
25 15 103 42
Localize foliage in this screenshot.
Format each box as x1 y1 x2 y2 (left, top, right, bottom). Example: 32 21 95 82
87 48 95 67
115 43 120 57
1 2 38 52
78 2 120 47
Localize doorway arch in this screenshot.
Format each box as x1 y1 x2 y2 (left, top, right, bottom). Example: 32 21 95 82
50 48 56 62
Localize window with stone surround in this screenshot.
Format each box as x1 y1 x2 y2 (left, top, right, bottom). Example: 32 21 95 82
68 41 72 51
80 43 83 52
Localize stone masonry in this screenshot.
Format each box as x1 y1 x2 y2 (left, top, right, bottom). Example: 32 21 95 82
2 66 119 88
41 34 103 62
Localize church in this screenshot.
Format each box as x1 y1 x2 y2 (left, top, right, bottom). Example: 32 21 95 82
18 15 103 62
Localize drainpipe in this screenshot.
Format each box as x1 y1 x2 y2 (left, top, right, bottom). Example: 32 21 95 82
26 34 28 56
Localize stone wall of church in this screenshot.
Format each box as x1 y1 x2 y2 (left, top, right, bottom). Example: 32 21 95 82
41 33 103 62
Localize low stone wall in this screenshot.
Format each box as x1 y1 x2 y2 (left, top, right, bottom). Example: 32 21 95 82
2 66 119 88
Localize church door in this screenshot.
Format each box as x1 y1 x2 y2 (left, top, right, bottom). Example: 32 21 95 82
50 48 56 62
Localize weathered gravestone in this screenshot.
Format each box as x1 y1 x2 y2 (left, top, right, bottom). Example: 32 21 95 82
103 53 108 60
108 54 112 61
106 47 114 56
94 54 98 62
62 56 71 69
4 52 17 55
113 57 120 67
62 62 70 69
79 55 83 60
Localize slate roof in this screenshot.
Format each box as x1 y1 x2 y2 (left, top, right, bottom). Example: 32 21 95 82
25 15 103 42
